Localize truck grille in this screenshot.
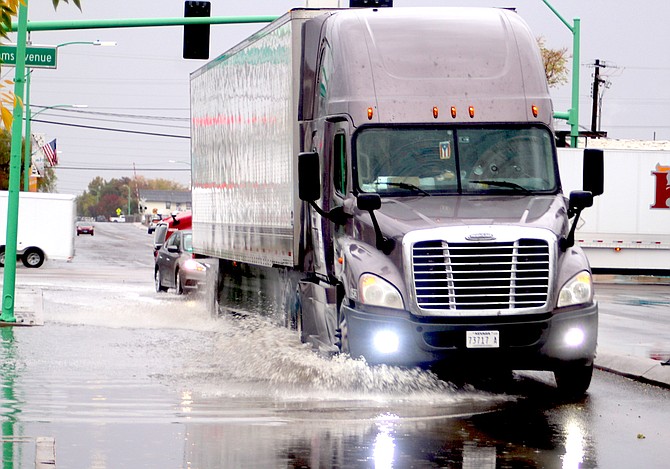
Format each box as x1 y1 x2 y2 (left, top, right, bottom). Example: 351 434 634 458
412 239 550 311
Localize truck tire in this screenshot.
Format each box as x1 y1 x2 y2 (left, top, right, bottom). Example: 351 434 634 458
554 362 593 398
337 310 350 355
22 248 44 268
155 269 168 293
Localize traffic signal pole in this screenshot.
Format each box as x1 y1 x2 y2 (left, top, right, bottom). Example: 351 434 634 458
540 0 580 148
2 13 278 324
0 1 29 324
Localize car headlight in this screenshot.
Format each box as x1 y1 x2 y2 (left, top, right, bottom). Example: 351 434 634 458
183 259 206 272
359 273 404 309
557 271 593 308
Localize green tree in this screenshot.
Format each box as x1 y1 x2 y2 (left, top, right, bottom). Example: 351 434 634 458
538 36 570 88
76 176 187 218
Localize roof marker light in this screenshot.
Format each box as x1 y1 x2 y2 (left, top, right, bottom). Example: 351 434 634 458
451 106 457 118
433 106 439 119
468 106 475 118
532 104 539 117
367 107 374 120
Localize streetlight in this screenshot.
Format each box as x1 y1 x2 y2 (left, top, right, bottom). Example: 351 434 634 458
22 40 115 191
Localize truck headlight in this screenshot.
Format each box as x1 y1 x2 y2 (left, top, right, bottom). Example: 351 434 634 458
359 274 404 310
557 271 593 308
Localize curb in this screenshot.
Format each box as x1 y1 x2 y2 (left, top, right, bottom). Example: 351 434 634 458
595 350 670 389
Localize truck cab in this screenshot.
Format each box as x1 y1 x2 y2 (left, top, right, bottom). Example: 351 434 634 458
297 8 602 395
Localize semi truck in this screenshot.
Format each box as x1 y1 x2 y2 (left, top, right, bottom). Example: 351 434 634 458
558 147 670 274
190 6 604 395
0 191 76 268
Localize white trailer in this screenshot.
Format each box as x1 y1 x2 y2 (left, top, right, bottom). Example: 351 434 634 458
0 191 76 268
558 147 670 273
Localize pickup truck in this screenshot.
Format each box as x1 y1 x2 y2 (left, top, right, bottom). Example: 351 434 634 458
110 215 126 223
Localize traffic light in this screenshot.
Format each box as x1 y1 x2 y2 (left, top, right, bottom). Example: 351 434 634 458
183 1 211 60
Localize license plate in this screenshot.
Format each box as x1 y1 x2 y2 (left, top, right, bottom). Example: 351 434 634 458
466 330 499 348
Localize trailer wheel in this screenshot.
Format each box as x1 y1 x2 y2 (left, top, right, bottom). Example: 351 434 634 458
554 362 593 398
155 268 167 293
22 248 44 268
0 246 4 267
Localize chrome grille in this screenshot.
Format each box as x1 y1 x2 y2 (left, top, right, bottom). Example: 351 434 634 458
412 239 550 311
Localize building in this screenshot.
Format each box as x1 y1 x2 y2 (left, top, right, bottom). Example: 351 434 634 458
139 190 191 220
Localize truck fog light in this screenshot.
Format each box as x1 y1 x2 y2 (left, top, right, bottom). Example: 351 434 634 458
564 327 585 347
373 330 399 354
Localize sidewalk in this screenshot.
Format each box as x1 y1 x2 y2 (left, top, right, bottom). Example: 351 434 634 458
0 285 44 326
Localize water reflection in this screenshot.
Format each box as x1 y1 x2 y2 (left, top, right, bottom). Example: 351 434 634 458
1 327 18 469
373 414 398 469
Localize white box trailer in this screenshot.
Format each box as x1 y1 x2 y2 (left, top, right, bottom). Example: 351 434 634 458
0 191 76 268
558 148 670 273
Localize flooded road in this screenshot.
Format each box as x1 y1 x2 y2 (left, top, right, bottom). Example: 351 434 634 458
2 223 669 468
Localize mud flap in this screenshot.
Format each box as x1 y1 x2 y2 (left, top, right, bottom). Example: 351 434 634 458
298 280 339 356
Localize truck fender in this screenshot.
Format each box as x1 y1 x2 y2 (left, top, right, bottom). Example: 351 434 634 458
335 237 408 307
555 245 593 303
298 280 340 356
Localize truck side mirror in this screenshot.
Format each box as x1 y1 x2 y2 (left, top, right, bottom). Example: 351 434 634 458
298 152 321 202
583 149 604 197
569 190 593 211
357 193 382 211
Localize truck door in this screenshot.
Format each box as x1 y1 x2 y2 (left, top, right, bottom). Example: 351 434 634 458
321 120 350 277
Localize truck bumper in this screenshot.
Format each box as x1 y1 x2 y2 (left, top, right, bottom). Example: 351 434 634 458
341 303 598 370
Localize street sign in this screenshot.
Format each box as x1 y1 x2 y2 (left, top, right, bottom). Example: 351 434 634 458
0 44 57 69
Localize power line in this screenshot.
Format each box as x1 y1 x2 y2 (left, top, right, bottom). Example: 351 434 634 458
31 105 190 122
31 118 190 139
54 166 190 171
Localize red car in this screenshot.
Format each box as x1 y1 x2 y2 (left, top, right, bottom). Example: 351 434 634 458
76 221 94 236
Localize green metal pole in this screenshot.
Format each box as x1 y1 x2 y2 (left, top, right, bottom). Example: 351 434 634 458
570 19 580 148
1 1 29 323
541 0 580 147
10 15 279 32
22 70 32 192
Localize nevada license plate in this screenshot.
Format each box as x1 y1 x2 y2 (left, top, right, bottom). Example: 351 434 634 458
466 330 500 348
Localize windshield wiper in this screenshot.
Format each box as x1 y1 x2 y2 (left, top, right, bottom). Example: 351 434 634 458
471 180 533 195
373 181 431 196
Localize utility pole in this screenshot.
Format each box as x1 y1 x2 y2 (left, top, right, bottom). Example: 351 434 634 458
590 59 602 133
589 59 615 136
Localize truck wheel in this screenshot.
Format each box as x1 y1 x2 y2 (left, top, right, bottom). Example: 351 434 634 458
337 311 350 355
22 248 44 268
155 269 167 293
554 362 593 398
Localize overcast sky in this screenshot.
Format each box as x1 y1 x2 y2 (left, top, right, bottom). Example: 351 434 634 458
11 0 670 195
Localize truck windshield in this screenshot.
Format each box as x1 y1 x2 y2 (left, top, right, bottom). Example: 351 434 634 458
355 126 557 196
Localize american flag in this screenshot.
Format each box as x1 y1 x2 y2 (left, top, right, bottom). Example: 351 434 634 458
42 139 57 166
